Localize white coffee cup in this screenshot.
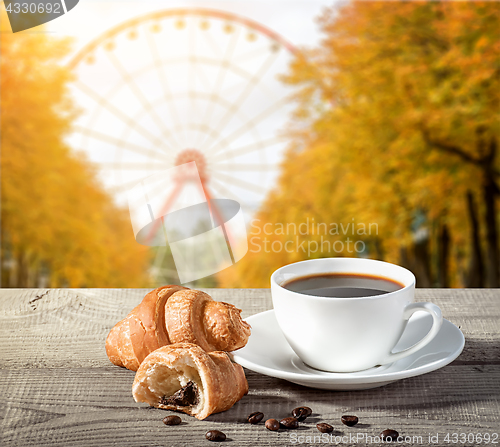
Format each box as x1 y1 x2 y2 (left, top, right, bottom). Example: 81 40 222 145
271 258 443 373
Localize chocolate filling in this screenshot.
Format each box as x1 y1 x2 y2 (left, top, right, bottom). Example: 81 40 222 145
160 381 198 407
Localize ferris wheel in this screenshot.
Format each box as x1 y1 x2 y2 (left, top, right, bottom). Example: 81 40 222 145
67 8 297 283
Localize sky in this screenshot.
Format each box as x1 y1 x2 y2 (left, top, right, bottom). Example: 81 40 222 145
49 0 333 54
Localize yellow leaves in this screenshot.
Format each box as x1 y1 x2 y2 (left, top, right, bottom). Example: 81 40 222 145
1 24 150 287
219 0 500 288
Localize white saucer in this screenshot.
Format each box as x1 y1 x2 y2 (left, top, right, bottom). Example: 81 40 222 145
232 310 465 390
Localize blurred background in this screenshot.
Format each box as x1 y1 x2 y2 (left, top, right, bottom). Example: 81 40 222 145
1 0 499 289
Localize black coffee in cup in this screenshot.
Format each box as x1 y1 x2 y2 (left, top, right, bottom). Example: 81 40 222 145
282 273 404 298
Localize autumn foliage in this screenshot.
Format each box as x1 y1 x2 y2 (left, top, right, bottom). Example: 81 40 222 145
219 1 500 288
1 13 151 287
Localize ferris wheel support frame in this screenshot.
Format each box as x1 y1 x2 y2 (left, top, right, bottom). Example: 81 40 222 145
67 8 299 281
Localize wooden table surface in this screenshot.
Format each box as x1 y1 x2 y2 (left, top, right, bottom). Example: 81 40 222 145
1 288 499 446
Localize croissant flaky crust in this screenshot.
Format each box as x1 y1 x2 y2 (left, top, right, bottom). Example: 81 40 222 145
132 343 248 420
105 286 251 371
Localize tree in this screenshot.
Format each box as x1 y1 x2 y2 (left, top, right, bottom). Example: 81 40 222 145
219 1 500 288
1 10 151 287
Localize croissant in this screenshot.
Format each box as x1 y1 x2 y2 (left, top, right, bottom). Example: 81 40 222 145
105 285 251 371
132 343 248 420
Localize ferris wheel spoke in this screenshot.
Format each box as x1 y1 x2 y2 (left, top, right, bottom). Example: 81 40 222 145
99 161 169 170
209 171 268 195
159 55 252 82
209 96 289 156
184 122 222 143
207 178 242 203
187 20 202 147
162 90 256 143
210 136 283 162
108 174 153 194
195 90 261 151
191 66 219 149
195 97 243 149
74 126 169 161
233 44 274 64
107 51 178 153
199 26 242 140
74 81 172 154
201 49 281 150
191 62 229 148
210 163 277 171
192 59 212 92
207 120 259 158
109 171 178 199
201 23 224 59
145 29 185 149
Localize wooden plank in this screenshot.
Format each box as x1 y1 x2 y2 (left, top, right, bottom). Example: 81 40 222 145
0 289 498 368
1 365 499 446
0 288 272 369
0 288 499 446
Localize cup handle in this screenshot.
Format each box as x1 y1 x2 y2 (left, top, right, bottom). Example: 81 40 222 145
381 302 443 364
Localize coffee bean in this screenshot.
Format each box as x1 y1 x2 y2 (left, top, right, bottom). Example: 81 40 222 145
280 417 299 429
341 415 359 427
205 430 226 442
380 429 399 441
247 411 264 424
316 422 334 433
292 408 308 422
162 415 182 426
265 418 280 431
292 406 312 421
